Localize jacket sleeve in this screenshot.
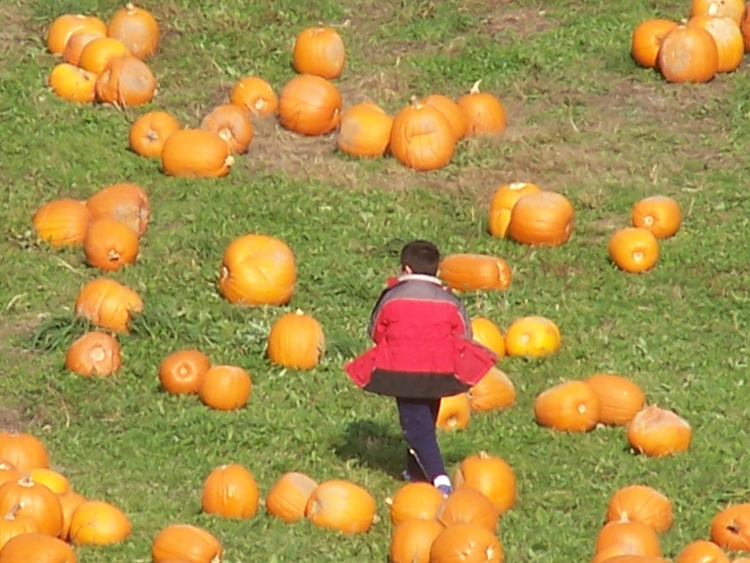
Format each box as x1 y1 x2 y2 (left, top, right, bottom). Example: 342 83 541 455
367 286 391 343
450 296 474 339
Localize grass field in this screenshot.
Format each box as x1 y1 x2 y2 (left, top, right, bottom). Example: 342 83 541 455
2 0 750 561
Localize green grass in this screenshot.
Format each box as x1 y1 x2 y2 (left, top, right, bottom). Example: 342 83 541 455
2 0 750 561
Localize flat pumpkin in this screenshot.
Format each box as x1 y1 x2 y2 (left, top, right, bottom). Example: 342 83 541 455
158 350 211 395
504 316 561 357
585 373 646 426
675 539 730 563
421 93 468 141
0 532 77 563
63 31 105 66
83 217 139 271
429 522 504 563
265 472 318 523
690 0 745 25
48 63 97 103
386 482 445 525
32 198 90 247
453 451 516 515
631 196 681 239
161 129 235 178
107 3 160 59
68 500 132 545
470 318 505 358
438 254 512 292
64 331 121 377
151 523 223 563
710 504 750 551
389 518 444 563
0 433 49 473
688 15 743 73
78 36 131 74
46 13 107 55
606 485 674 533
201 464 259 519
436 487 499 532
534 380 600 432
128 111 180 158
595 521 662 557
74 277 143 333
198 365 252 411
627 405 692 457
86 182 151 237
305 479 376 534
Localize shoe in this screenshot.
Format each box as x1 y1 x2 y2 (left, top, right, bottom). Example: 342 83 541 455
401 470 414 482
436 484 452 497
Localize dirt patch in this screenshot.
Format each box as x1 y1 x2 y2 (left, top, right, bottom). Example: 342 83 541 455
0 405 28 433
460 0 556 37
0 3 32 54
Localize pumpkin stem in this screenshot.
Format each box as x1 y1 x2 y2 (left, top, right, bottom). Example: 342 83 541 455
478 450 490 459
225 155 235 167
294 309 305 315
469 79 482 95
18 474 33 487
3 503 22 520
384 497 393 507
728 523 741 534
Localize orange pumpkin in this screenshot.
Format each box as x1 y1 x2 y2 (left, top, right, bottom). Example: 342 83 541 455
437 487 499 532
202 464 259 519
688 15 744 72
627 405 692 457
305 479 376 534
470 318 505 358
0 476 63 536
198 365 252 411
151 523 223 563
218 233 297 306
0 504 39 552
78 36 131 74
0 434 48 473
0 532 78 563
631 19 679 68
293 26 346 79
504 316 561 357
74 277 143 333
229 76 278 117
48 63 98 103
278 74 342 136
690 0 745 24
0 464 20 489
429 522 504 563
631 196 682 239
64 331 121 377
390 98 456 171
95 54 157 107
468 368 515 412
592 548 663 563
438 254 512 292
585 373 646 426
83 217 139 271
46 13 107 54
606 485 673 533
534 380 600 432
389 518 444 563
658 25 719 83
436 393 471 431
265 471 318 523
68 500 132 545
32 198 90 247
86 182 150 237
457 80 507 136
58 490 86 540
63 31 106 66
675 539 729 563
161 129 235 178
267 310 326 370
386 482 446 525
200 104 254 153
337 102 393 158
158 350 211 395
595 521 662 557
507 191 575 246
421 93 468 141
742 4 750 52
107 3 160 59
26 468 69 495
608 227 660 273
453 451 516 514
710 504 750 551
128 111 181 158
488 182 542 238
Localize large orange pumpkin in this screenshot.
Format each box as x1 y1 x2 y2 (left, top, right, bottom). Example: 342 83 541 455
229 76 278 117
534 380 600 432
631 19 679 68
74 277 143 333
128 111 181 158
429 522 504 563
627 405 692 456
267 310 325 370
437 487 499 532
48 63 98 103
421 93 468 141
585 373 646 426
151 523 223 563
202 464 259 519
337 102 393 158
468 368 516 412
606 485 673 533
436 393 471 431
710 504 750 551
107 3 160 59
68 500 132 545
161 129 235 178
78 36 131 74
278 74 342 136
219 233 297 306
595 521 662 557
293 26 346 79
389 518 444 563
386 482 445 525
158 350 211 395
507 191 575 246
0 532 78 563
688 15 744 72
95 54 157 107
631 196 682 239
198 365 252 411
200 104 254 154
438 254 512 292
488 182 541 238
32 198 90 247
86 182 150 237
27 468 69 495
675 539 730 563
0 434 48 473
83 217 139 271
470 318 505 358
504 316 561 357
265 471 318 523
658 25 719 83
453 451 516 514
690 0 745 24
608 227 660 273
457 80 507 136
0 504 38 552
64 331 121 377
47 13 107 54
305 479 376 534
0 476 63 536
390 99 456 171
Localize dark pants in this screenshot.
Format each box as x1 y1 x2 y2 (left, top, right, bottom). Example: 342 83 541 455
396 397 446 482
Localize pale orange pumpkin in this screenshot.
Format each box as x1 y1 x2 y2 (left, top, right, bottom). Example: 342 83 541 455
265 471 318 523
0 475 63 536
627 405 692 456
429 522 504 563
675 539 730 563
585 373 646 426
595 520 662 557
95 54 157 107
390 98 456 171
631 19 679 68
63 31 106 66
78 36 131 74
436 393 471 431
68 500 132 545
470 318 505 358
453 451 516 515
28 468 70 494
128 111 181 158
278 74 342 136
534 380 600 432
83 217 139 271
202 464 259 519
64 331 121 377
151 523 223 563
0 504 39 552
658 25 719 83
47 13 107 54
293 26 346 79
631 196 682 239
710 504 750 552
219 233 297 306
200 104 254 153
158 350 211 395
438 254 512 292
457 80 507 135
488 182 542 238
267 310 326 370
86 182 150 237
32 198 90 247
504 316 561 357
386 482 446 525
198 365 252 411
107 3 160 58
690 0 745 24
74 277 143 333
507 191 575 246
608 227 660 273
337 102 393 158
421 93 468 141
305 479 376 534
468 368 515 412
0 434 49 473
606 485 673 533
0 532 78 563
48 63 98 103
437 487 499 532
161 129 235 178
688 15 744 72
230 76 278 117
59 490 86 540
389 518 444 563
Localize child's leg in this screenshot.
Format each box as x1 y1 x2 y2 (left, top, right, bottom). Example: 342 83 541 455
396 397 447 482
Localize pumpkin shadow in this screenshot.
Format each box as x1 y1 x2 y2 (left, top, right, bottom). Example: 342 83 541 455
332 420 406 480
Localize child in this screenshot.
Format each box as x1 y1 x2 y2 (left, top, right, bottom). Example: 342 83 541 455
344 239 497 495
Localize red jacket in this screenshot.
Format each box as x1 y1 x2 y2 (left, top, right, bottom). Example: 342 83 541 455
344 274 497 399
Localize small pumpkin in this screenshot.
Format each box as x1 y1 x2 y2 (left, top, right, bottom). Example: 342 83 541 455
28 468 70 494
151 523 223 563
0 434 48 473
438 254 512 292
59 490 86 540
390 98 456 171
468 368 515 412
507 191 575 247
504 316 561 358
200 104 254 153
74 277 143 333
107 3 160 59
386 482 445 525
421 93 468 141
627 405 692 457
198 365 252 411
0 475 63 536
606 485 673 533
68 500 132 545
534 380 600 432
0 504 39 552
690 0 745 24
675 539 730 563
48 63 98 103
585 373 646 426
457 80 506 136
202 464 259 519
78 36 131 74
46 13 108 55
229 76 278 117
86 182 150 237
436 393 471 431
688 15 744 73
129 111 181 158
595 521 662 557
658 25 719 83
64 331 121 377
158 350 211 395
470 318 505 358
608 227 660 273
265 472 318 523
0 532 78 563
293 26 346 79
631 196 682 239
337 102 393 158
453 451 516 515
161 129 235 178
278 74 342 136
63 31 106 66
218 233 297 306
389 518 444 563
32 198 90 247
631 19 679 68
95 54 157 107
305 479 376 534
429 522 504 563
488 182 542 238
83 217 139 271
710 504 750 552
267 310 326 370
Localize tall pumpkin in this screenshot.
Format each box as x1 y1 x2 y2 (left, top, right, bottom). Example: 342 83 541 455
631 19 679 68
438 254 512 292
230 76 278 117
201 464 259 519
436 487 499 532
200 104 254 154
292 26 346 79
658 25 719 83
267 310 325 370
389 518 444 563
47 13 108 54
436 393 471 431
457 80 507 135
453 451 516 514
95 54 157 107
688 15 744 73
390 98 456 171
470 318 505 358
198 365 252 411
0 476 64 536
107 3 160 58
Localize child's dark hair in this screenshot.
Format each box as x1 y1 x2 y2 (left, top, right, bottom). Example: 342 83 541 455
400 239 440 275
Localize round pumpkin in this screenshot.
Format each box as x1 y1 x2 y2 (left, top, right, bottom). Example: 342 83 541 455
107 3 160 58
86 182 150 237
438 254 512 292
293 26 346 79
0 434 48 473
58 490 86 540
151 523 223 563
504 316 561 357
606 485 673 533
200 104 254 154
198 365 252 411
389 518 444 563
305 479 376 534
534 380 601 432
68 500 131 545
0 465 20 489
161 129 235 178
64 331 121 377
468 367 516 412
429 522 504 563
585 373 646 426
437 487 499 532
32 198 90 247
47 13 107 55
27 468 69 495
158 350 211 395
62 31 105 66
710 504 750 551
129 111 181 158
453 451 516 514
627 405 692 457
421 93 468 141
631 196 681 239
386 482 445 525
0 532 77 563
218 233 297 306
488 182 542 238
507 191 575 246
0 504 39 552
265 471 318 523
202 464 259 519
78 36 131 74
631 19 679 68
457 80 507 136
74 277 143 333
337 102 393 158
0 476 63 536
390 98 456 171
690 0 745 24
267 310 325 370
688 15 744 72
675 539 730 563
436 393 471 431
470 318 505 358
229 76 278 117
595 520 662 557
608 227 660 273
278 74 342 136
83 217 139 271
95 54 157 107
658 25 719 83
48 63 98 103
